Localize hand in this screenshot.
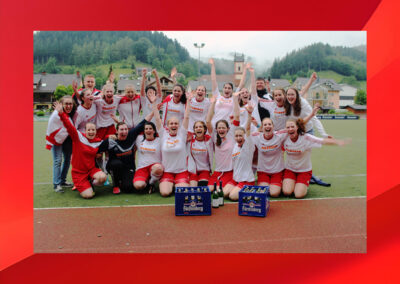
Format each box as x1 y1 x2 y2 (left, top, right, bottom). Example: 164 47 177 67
108 71 115 83
245 102 254 114
311 72 317 82
249 67 255 74
209 96 216 104
142 68 147 77
233 91 240 98
245 62 252 69
251 118 258 127
110 113 119 123
208 58 215 65
72 80 78 92
312 103 321 116
337 138 352 146
170 67 177 78
53 101 63 113
157 103 163 110
108 135 117 140
152 69 158 76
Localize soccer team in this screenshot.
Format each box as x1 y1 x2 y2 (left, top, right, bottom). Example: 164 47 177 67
46 59 349 200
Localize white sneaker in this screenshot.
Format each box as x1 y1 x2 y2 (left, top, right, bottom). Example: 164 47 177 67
54 185 64 193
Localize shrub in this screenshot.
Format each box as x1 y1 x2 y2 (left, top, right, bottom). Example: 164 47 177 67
36 110 45 116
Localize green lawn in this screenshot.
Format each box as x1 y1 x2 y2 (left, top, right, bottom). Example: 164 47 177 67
34 119 366 208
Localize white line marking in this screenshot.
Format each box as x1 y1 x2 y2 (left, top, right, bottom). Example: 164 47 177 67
33 174 366 186
34 196 366 210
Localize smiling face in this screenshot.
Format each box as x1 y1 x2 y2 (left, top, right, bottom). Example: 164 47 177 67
167 117 179 136
262 118 274 138
81 89 94 106
103 87 114 103
62 97 74 114
256 79 265 91
172 86 183 103
286 120 298 140
223 83 233 98
196 86 206 102
144 124 156 140
194 121 206 139
84 76 95 90
85 123 97 139
116 123 129 140
234 128 245 147
216 121 229 138
286 88 298 105
125 87 135 100
273 89 285 107
240 88 250 104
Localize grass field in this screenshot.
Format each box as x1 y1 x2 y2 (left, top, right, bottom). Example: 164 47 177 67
34 119 366 208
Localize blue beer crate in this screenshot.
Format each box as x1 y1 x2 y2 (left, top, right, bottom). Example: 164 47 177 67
175 186 212 216
238 185 270 217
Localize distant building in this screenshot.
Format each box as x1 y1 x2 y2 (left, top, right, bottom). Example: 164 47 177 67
339 84 357 108
345 104 367 119
33 72 82 109
293 77 342 109
269 79 291 90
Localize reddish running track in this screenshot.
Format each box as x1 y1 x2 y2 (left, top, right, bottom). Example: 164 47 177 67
34 197 366 253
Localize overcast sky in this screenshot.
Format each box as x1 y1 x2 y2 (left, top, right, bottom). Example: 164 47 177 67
162 31 366 68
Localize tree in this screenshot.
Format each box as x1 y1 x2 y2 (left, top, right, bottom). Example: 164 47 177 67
54 84 74 100
354 89 366 105
44 57 60 73
133 37 152 62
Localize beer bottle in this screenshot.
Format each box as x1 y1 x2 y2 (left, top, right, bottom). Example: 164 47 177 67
212 188 219 208
218 180 224 206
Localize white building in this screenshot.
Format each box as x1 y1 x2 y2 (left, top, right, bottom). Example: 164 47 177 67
339 84 358 108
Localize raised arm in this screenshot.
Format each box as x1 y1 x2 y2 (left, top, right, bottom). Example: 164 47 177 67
249 67 257 101
321 137 351 146
206 95 217 134
170 67 177 84
209 58 218 93
303 102 320 125
182 91 193 130
233 91 240 122
237 62 251 91
244 103 254 137
140 68 147 97
53 101 78 140
152 69 162 99
300 72 317 97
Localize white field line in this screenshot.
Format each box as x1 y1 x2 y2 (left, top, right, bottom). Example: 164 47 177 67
34 196 366 210
33 174 366 186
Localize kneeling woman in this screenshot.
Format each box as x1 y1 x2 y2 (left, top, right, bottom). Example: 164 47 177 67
54 101 107 199
283 119 350 198
154 93 191 197
133 106 163 192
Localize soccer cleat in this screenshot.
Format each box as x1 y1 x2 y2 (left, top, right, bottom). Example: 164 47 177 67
54 185 64 193
60 182 73 187
148 184 155 194
310 176 331 187
113 187 121 194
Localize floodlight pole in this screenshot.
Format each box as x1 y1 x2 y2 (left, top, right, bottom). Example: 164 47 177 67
194 43 205 79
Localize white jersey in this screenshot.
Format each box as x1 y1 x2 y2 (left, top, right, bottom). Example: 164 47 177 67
140 94 162 124
212 120 239 172
189 137 211 171
239 105 259 133
188 97 210 131
160 127 188 173
74 103 97 132
118 95 142 129
93 96 121 128
135 135 162 170
258 100 287 131
251 131 287 174
211 89 234 128
161 95 186 126
288 97 328 137
283 133 323 172
232 138 255 182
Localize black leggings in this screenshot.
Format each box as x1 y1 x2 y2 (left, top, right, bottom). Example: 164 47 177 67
107 159 135 193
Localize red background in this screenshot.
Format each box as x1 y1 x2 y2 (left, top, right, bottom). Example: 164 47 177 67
2 0 400 282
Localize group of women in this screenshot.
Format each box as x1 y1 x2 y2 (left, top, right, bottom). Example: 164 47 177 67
46 59 349 199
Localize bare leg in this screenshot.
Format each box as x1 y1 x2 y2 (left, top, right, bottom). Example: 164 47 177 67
282 178 295 196
294 183 308 199
228 186 241 201
159 181 174 197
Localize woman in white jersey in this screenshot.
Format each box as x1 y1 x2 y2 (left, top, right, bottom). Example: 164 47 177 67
117 84 142 129
154 93 191 197
46 95 77 192
226 102 257 201
187 85 210 137
187 120 214 187
206 90 241 194
140 68 163 124
283 118 350 198
74 89 97 132
133 99 164 193
161 83 187 126
209 58 234 127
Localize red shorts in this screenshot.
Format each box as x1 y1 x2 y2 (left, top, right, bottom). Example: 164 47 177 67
283 169 313 186
96 125 116 140
257 171 284 187
232 180 255 189
189 170 211 182
208 171 235 187
160 171 189 184
133 164 162 183
71 168 101 193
